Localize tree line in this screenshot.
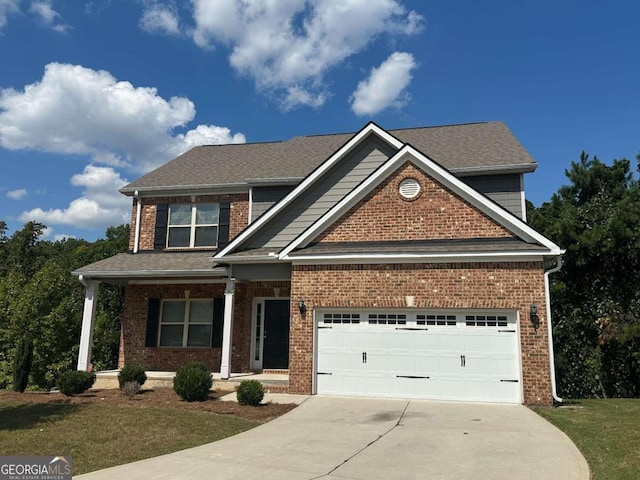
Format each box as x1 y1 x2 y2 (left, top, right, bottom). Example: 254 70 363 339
0 222 128 389
528 152 640 397
1 151 638 397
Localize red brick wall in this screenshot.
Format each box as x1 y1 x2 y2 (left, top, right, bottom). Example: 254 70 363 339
130 194 249 251
289 262 552 405
119 283 245 372
119 281 291 373
316 163 514 243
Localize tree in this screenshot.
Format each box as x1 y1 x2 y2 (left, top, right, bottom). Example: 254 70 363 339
0 222 129 389
12 334 34 393
1 222 49 277
529 152 640 398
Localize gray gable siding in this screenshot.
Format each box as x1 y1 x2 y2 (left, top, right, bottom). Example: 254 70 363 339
245 137 396 250
251 186 295 222
463 174 523 219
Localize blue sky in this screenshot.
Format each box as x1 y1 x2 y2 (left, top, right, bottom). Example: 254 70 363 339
0 0 638 242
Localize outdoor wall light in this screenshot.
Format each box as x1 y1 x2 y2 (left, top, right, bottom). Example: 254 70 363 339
530 303 539 331
298 298 307 315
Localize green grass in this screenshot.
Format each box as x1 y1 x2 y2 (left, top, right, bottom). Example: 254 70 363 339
532 399 640 480
0 402 258 475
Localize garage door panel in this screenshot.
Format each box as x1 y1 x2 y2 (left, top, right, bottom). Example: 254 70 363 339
489 333 517 354
436 377 467 400
316 310 521 403
435 332 465 351
318 371 368 396
395 376 434 398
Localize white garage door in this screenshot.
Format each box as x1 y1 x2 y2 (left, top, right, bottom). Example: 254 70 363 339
316 310 521 403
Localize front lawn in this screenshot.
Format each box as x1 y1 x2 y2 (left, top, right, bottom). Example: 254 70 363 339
0 388 296 475
532 399 640 480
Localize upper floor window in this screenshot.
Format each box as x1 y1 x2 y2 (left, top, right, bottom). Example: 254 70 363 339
167 203 219 248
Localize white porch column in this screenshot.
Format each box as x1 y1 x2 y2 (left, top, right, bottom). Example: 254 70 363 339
220 280 236 379
77 279 99 371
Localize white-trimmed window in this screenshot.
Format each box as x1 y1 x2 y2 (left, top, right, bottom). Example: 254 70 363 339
167 203 219 248
159 299 214 347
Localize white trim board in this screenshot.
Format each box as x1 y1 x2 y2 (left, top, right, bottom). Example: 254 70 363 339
288 252 549 265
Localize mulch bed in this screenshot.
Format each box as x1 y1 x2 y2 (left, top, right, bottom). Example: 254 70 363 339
0 388 297 423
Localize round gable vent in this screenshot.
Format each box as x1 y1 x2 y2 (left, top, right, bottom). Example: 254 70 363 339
399 178 421 200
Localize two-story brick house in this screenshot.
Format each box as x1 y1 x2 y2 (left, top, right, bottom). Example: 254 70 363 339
74 121 563 405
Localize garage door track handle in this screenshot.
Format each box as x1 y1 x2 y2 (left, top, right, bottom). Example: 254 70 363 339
362 352 367 363
460 354 466 367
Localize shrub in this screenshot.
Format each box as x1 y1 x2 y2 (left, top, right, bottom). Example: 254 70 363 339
57 370 96 396
173 362 213 402
118 364 147 389
121 381 141 399
12 335 34 393
236 380 264 406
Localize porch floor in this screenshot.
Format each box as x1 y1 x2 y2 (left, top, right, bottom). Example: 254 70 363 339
94 370 289 393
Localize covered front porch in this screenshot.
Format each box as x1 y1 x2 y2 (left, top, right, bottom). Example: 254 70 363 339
72 251 294 382
93 369 290 393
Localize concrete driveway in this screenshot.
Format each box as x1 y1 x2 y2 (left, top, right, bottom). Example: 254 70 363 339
78 396 589 480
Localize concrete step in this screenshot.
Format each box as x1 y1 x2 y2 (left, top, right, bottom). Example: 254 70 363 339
94 370 289 393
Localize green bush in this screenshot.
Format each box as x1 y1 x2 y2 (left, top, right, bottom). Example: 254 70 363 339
173 362 213 402
236 380 264 406
57 370 96 396
118 363 147 389
121 381 141 399
12 335 34 393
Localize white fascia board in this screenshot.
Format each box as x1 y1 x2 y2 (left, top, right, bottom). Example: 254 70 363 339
72 269 227 279
280 145 562 258
286 251 551 265
214 122 404 259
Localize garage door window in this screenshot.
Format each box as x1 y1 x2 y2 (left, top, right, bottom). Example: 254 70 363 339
417 314 457 326
465 315 508 327
322 313 360 324
368 314 407 325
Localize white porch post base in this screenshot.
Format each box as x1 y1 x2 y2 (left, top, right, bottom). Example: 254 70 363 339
77 280 99 371
220 280 235 379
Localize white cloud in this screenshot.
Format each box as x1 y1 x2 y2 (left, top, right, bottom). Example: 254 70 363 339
29 0 70 33
0 0 19 32
189 0 424 109
53 233 76 241
350 51 416 116
0 62 245 172
178 124 246 150
140 1 180 36
20 165 131 229
2 63 245 234
6 188 27 199
282 87 328 111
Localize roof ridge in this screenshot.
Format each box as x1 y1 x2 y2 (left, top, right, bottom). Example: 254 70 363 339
194 139 286 148
299 120 499 139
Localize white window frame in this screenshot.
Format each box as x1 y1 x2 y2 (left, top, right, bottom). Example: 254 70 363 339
159 299 214 348
166 203 219 248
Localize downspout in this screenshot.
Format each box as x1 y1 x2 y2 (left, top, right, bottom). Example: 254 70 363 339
133 190 142 253
545 256 563 404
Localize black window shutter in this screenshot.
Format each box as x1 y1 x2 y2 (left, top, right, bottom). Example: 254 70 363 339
145 298 161 347
211 296 224 348
217 202 231 249
154 204 169 250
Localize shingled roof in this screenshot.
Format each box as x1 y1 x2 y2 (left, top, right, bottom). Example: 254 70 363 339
121 121 536 195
